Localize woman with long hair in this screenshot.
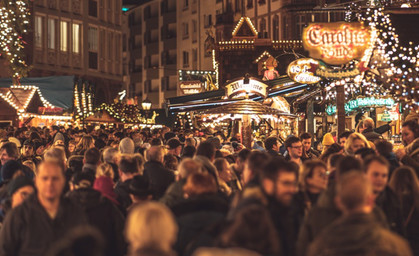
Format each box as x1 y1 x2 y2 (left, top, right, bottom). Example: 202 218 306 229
344 132 370 156
389 166 419 255
73 135 95 156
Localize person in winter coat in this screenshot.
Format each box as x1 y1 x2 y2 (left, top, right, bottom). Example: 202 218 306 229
390 166 419 256
364 155 405 236
67 172 126 256
115 155 143 210
396 119 419 171
171 172 229 256
0 161 88 256
143 146 175 200
308 171 412 256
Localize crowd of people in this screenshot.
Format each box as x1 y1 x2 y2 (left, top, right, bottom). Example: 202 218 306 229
0 113 417 256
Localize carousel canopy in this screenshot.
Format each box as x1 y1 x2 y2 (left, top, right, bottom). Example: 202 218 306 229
199 99 296 117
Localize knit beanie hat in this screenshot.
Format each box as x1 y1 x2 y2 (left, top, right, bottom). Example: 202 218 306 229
8 175 34 196
119 138 135 154
322 133 335 146
54 132 65 144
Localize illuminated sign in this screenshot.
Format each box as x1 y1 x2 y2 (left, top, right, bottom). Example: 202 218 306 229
287 58 321 84
303 22 371 65
326 97 395 115
226 78 268 99
179 81 203 95
310 61 368 79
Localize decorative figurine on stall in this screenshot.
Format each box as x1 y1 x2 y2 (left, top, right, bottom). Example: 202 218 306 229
263 56 280 81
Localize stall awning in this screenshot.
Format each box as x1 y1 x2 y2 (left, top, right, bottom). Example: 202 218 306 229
0 76 74 109
167 82 310 113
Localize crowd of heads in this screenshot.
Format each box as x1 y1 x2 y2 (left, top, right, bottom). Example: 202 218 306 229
0 115 417 256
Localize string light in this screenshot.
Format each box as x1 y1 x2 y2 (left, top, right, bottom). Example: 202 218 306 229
0 1 31 83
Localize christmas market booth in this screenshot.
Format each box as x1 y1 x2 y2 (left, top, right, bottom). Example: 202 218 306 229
82 102 162 129
169 76 298 148
0 85 72 127
0 76 74 127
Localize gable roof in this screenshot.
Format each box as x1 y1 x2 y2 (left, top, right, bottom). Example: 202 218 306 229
0 85 55 113
232 17 258 38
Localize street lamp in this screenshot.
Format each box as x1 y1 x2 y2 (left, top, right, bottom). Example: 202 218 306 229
142 98 152 122
141 98 152 111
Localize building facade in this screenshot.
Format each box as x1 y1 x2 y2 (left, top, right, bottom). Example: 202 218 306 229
123 0 177 108
9 0 125 104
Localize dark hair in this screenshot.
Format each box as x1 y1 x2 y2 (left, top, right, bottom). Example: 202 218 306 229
0 142 19 159
338 131 353 140
246 151 270 175
328 153 344 169
219 205 280 255
264 137 278 151
183 172 217 196
150 138 162 146
337 156 363 178
260 157 299 182
182 145 196 159
389 166 419 212
163 154 178 171
319 143 343 162
402 120 419 139
300 132 312 140
118 156 140 174
363 155 390 173
237 148 251 162
71 172 95 188
84 148 100 165
196 141 216 160
354 147 376 161
374 139 393 157
285 136 300 149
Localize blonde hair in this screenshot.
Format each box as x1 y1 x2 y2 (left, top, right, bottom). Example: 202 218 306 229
96 163 114 180
125 202 178 253
344 132 370 155
75 135 95 153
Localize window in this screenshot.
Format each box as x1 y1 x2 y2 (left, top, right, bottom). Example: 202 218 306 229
247 0 253 9
35 16 43 48
88 27 98 51
260 18 266 34
182 22 189 39
47 18 55 49
88 0 98 17
183 51 189 67
273 15 279 40
161 76 169 91
72 23 80 53
183 0 189 9
295 15 306 39
60 21 68 52
235 0 241 13
192 20 197 42
204 15 212 28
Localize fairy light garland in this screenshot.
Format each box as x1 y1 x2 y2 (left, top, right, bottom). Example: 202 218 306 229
0 0 31 83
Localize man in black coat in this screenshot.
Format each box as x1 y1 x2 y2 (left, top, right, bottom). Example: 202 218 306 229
361 118 383 142
264 137 282 157
115 156 142 210
144 146 175 200
67 172 126 256
308 171 411 256
364 155 405 236
0 161 88 256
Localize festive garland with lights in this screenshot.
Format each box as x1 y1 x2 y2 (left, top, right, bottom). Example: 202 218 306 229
320 2 418 110
0 0 31 83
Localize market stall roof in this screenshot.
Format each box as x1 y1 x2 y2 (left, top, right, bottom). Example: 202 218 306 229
0 86 55 113
0 76 74 109
198 99 296 117
168 82 310 112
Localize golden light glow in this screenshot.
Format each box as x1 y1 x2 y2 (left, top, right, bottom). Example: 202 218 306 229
303 22 371 65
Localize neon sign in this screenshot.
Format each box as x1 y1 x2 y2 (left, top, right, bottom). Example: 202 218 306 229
179 81 203 95
326 97 395 115
303 22 371 65
287 58 321 84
